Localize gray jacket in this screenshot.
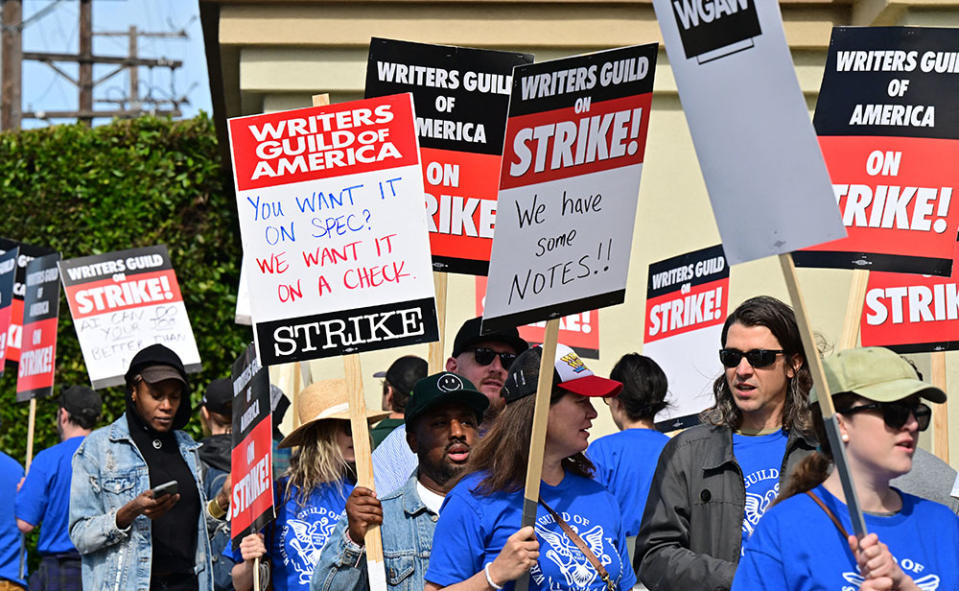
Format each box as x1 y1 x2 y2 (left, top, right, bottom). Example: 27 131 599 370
634 424 816 591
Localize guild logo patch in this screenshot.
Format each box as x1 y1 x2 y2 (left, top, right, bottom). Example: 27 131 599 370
671 0 762 64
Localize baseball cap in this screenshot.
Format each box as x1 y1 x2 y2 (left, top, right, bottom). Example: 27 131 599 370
198 378 233 416
502 344 623 403
451 317 529 358
811 347 946 405
60 385 102 421
124 344 190 394
404 372 489 426
373 356 428 397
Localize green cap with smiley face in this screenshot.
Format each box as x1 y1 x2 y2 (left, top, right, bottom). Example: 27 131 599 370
404 372 490 427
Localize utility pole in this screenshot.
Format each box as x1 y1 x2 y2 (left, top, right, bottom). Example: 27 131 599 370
1 0 22 130
78 0 92 126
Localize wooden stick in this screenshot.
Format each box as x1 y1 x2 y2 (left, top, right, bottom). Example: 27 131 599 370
838 269 870 350
25 398 36 469
291 362 302 430
931 351 950 463
779 253 867 537
428 271 448 373
253 556 261 591
514 318 560 591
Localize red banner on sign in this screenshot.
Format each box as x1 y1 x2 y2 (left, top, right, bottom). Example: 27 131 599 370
645 278 727 343
230 417 274 541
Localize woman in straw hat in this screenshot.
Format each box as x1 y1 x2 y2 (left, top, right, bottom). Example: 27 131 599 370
230 379 387 591
732 347 959 591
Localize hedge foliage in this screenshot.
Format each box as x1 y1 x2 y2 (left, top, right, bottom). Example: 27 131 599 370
0 114 249 463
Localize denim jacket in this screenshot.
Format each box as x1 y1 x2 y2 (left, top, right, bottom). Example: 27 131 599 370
311 473 436 591
68 414 214 591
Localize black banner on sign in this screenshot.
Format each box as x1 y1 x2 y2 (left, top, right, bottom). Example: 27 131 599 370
0 238 56 368
671 0 762 64
365 38 532 155
646 244 729 300
59 244 174 287
17 252 61 401
814 27 959 140
254 297 439 365
0 248 18 373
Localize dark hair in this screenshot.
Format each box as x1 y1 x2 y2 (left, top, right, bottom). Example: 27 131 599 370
64 407 98 430
464 387 593 495
384 380 411 413
609 353 668 422
700 295 813 434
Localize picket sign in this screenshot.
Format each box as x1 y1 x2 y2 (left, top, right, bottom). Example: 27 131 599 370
19 399 37 581
930 353 950 463
839 269 869 349
514 318 560 591
428 271 448 372
780 254 867 537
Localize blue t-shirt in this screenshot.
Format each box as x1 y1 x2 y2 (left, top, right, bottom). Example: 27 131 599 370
228 477 351 591
15 436 84 555
426 471 636 590
588 428 669 538
732 428 787 553
733 484 959 591
0 451 26 586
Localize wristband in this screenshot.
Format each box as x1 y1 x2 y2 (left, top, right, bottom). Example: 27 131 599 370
484 562 503 590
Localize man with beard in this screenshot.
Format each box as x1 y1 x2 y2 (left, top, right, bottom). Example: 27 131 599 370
371 318 527 496
311 372 488 591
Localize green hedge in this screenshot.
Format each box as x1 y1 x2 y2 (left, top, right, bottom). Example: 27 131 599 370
0 114 249 464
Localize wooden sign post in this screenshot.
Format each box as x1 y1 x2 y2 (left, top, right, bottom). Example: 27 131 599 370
428 272 448 373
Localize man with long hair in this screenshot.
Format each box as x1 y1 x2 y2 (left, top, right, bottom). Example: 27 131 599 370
635 296 817 591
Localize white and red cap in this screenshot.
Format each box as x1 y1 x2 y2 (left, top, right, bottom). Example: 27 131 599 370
502 344 622 403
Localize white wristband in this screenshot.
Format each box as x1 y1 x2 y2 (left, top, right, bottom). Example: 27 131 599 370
484 562 503 590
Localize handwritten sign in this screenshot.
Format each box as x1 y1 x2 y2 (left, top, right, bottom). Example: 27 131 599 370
643 245 729 430
794 27 959 276
59 245 202 389
482 44 656 331
0 248 18 373
0 238 56 368
652 0 845 264
365 38 532 275
228 94 438 365
17 253 61 402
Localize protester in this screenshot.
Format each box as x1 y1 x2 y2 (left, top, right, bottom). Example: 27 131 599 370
0 446 25 590
16 385 101 591
733 347 959 590
371 318 527 496
588 353 670 541
229 379 387 591
312 371 488 590
425 344 635 591
69 344 217 591
370 355 427 448
635 295 817 591
196 378 235 591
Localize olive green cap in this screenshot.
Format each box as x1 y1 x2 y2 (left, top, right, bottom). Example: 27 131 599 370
810 347 946 405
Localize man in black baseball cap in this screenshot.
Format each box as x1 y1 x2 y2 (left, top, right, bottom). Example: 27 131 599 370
371 355 427 448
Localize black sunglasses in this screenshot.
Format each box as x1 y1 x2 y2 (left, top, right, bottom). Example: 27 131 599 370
472 347 517 368
838 401 931 432
719 348 785 368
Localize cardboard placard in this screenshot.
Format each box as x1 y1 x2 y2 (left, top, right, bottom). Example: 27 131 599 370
0 248 18 372
474 276 599 358
16 253 61 401
651 0 845 264
0 238 56 367
230 344 275 550
482 44 656 331
642 244 729 430
59 245 202 388
365 38 533 275
794 27 959 276
228 94 439 366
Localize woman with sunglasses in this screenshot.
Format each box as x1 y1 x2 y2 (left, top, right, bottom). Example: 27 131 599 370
732 347 959 591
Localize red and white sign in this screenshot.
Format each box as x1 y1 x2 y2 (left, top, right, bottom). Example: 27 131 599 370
0 238 56 368
17 253 61 401
0 249 17 373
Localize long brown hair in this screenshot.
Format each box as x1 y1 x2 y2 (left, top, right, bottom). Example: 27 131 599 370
700 295 813 434
465 388 594 495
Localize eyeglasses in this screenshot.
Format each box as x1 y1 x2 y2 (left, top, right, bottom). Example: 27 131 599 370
719 348 785 368
838 401 931 432
472 347 517 368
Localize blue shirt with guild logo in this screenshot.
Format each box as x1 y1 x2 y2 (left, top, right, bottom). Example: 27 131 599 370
733 484 959 591
228 477 351 591
732 428 787 553
0 452 26 586
15 436 84 555
426 470 636 590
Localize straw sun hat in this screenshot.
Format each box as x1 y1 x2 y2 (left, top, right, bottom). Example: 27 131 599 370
278 378 389 448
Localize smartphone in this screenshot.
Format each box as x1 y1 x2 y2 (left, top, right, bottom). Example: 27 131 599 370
151 480 178 499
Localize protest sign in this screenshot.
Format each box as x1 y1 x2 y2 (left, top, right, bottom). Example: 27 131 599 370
651 0 845 264
230 343 275 550
228 94 439 366
235 262 252 325
16 253 61 402
643 244 728 429
0 248 18 372
59 245 202 388
474 276 599 358
482 44 657 332
366 38 533 275
794 27 959 276
0 238 56 368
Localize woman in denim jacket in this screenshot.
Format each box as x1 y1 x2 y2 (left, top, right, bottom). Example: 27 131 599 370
69 345 215 591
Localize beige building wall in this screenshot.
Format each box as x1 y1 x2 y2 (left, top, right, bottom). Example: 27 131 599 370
202 0 959 467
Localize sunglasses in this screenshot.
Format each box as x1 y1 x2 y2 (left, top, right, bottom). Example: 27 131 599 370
838 401 931 432
719 348 785 368
472 347 518 368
